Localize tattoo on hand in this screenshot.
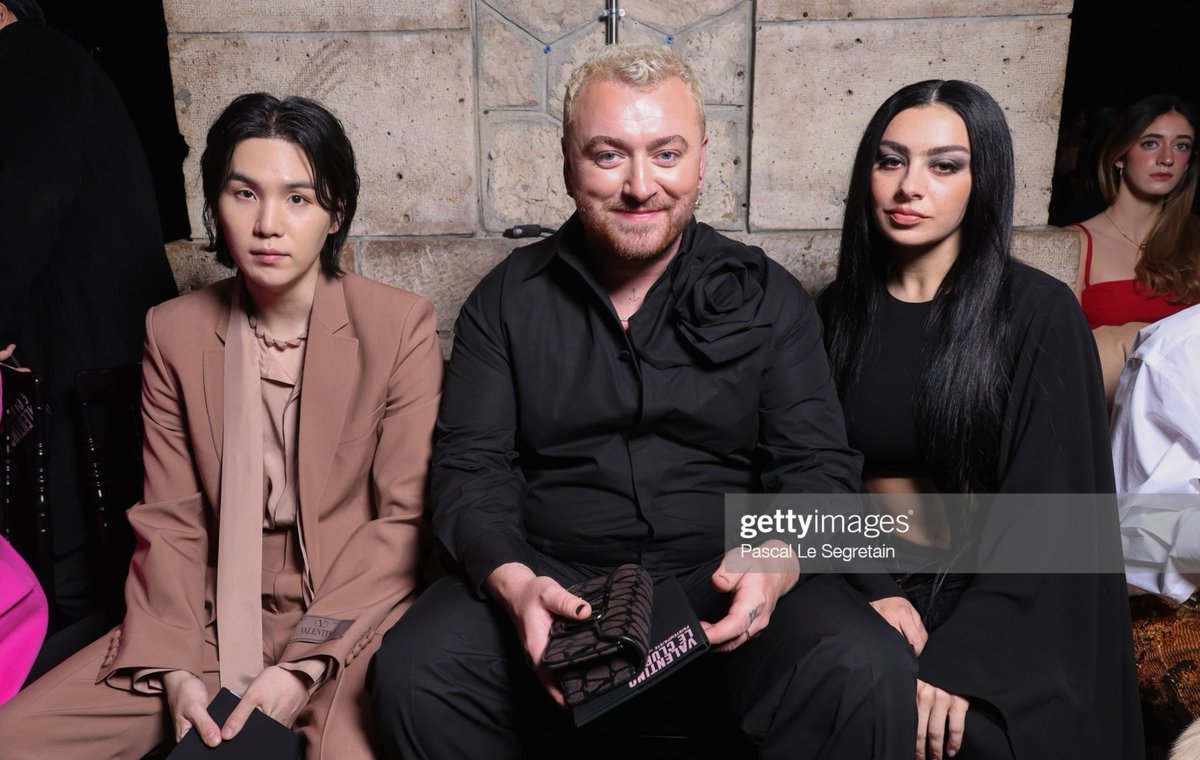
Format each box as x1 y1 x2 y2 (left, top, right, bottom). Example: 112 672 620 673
748 605 762 626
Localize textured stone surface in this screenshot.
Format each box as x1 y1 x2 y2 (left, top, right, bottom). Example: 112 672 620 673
757 0 1071 22
1011 225 1079 286
750 17 1070 230
541 13 751 118
165 241 235 294
623 0 746 31
545 19 666 120
481 114 574 232
164 0 469 33
482 0 601 44
696 111 747 231
358 237 515 355
676 3 751 105
478 4 542 109
170 32 476 237
729 230 841 293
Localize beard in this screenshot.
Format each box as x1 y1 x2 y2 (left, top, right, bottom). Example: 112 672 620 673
575 195 696 262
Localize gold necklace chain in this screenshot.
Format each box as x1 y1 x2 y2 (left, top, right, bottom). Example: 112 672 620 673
1104 208 1147 251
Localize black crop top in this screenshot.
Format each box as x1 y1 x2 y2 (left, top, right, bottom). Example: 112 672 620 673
841 291 932 477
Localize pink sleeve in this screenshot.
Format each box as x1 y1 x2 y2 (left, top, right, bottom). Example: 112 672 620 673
0 537 48 704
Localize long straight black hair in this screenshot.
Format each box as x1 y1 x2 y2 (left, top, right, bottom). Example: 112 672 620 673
822 80 1015 493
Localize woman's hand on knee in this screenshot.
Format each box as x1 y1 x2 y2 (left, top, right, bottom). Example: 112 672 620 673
869 595 927 655
163 669 220 747
221 665 310 740
915 679 968 760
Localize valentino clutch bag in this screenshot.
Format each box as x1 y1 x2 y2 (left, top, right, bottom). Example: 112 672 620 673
541 564 655 707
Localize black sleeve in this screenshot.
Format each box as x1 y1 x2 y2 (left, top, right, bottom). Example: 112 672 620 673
430 264 539 594
757 272 863 496
756 268 871 580
916 278 1141 759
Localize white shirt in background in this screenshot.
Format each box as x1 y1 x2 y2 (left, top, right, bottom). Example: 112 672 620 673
1112 304 1200 602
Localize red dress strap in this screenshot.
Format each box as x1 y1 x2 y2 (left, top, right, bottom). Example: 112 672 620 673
1072 223 1094 287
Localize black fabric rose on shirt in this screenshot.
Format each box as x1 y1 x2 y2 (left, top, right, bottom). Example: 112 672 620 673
671 226 771 365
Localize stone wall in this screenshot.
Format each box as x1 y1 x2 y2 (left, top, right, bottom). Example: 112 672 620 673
163 0 1078 352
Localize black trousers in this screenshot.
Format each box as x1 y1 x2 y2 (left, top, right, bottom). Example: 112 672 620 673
371 560 918 759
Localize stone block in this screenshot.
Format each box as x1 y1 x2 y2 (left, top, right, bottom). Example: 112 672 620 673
478 4 543 109
169 31 477 237
1011 225 1078 286
622 0 746 31
165 238 360 294
676 3 752 106
358 237 516 355
481 114 575 233
165 240 234 294
483 0 601 44
164 0 469 33
757 0 1072 22
749 17 1070 230
696 111 748 231
538 6 750 116
545 20 666 120
728 230 841 293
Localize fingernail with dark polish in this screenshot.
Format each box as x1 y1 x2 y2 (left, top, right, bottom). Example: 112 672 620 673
575 603 585 614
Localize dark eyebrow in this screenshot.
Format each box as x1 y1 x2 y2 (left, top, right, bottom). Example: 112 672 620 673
877 140 969 157
1141 132 1195 141
927 145 970 157
583 135 689 152
226 171 315 191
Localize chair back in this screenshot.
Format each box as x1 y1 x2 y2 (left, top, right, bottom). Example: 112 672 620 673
75 362 143 608
0 364 56 614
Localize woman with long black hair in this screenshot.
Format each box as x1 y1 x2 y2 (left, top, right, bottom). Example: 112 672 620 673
820 80 1142 759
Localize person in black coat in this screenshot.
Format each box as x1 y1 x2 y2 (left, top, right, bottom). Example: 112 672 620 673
820 79 1144 759
0 1 178 621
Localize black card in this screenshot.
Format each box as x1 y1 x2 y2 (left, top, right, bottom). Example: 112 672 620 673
570 575 709 726
166 687 305 759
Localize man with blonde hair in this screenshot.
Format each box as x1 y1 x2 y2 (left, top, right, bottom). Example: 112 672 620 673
371 45 916 757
